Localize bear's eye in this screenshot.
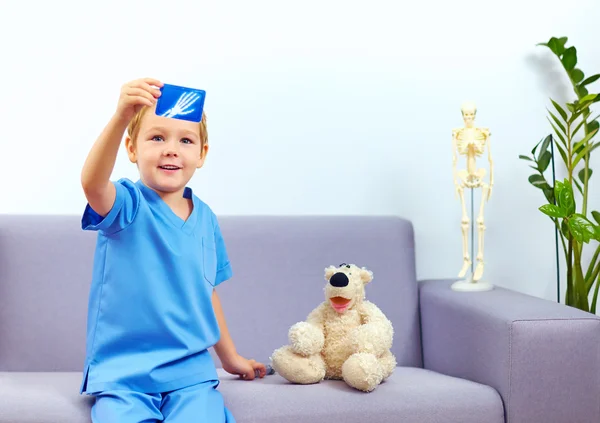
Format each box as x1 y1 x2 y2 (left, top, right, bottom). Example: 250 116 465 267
346 265 350 268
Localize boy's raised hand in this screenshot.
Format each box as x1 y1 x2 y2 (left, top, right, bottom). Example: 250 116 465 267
116 78 163 122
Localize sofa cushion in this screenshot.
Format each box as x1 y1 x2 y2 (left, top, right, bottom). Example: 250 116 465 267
0 372 93 423
0 368 503 423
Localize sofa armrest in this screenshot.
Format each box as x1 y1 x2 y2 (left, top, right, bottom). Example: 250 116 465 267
419 279 600 423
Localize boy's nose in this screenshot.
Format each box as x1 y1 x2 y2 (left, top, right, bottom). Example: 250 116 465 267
163 143 179 156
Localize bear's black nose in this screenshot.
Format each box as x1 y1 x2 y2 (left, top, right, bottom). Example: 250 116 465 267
330 272 349 287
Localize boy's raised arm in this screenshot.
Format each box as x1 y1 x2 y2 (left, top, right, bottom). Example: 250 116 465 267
81 78 162 216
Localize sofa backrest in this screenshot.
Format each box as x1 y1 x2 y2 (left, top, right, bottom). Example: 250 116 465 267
0 214 422 372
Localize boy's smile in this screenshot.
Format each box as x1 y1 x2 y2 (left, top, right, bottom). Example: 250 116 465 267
125 106 208 204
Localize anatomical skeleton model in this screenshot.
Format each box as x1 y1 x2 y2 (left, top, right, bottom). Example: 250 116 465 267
451 102 494 292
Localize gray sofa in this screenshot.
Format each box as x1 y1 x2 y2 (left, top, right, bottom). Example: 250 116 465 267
1 214 599 423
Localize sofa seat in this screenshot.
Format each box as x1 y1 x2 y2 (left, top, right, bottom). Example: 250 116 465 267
0 367 504 423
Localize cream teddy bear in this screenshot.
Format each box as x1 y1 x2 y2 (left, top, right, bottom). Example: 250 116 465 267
270 263 396 392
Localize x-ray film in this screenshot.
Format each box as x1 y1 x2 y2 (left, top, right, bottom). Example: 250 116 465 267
155 84 206 122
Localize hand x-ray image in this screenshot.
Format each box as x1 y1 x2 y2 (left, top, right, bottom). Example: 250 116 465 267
155 84 206 122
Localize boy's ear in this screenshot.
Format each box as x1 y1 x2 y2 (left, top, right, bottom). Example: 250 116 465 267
197 143 209 168
125 136 137 163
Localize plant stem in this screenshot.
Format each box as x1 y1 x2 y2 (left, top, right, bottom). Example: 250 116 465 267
567 121 573 184
552 217 568 257
585 243 600 291
582 117 591 215
566 239 573 305
566 68 591 216
572 241 589 311
582 157 590 215
590 262 600 314
550 135 561 303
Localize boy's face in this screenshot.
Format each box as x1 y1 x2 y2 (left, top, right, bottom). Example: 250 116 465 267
125 109 208 196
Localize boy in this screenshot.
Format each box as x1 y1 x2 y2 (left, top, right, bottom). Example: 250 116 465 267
80 77 265 422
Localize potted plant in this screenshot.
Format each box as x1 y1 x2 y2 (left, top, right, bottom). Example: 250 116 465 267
520 36 600 313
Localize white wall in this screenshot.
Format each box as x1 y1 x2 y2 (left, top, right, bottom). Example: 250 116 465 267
1 0 599 307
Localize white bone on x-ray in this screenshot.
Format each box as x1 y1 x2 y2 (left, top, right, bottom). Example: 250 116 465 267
160 91 200 118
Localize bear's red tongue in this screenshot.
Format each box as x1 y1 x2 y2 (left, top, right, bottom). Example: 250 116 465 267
330 296 351 313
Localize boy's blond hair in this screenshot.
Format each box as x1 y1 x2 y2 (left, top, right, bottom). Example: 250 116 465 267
126 106 208 147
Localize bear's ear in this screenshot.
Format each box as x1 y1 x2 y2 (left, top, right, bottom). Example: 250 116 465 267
359 267 373 284
324 265 337 280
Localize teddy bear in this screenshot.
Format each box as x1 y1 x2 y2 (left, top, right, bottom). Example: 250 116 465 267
270 263 396 392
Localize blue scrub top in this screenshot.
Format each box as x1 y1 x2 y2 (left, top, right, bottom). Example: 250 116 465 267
80 178 232 394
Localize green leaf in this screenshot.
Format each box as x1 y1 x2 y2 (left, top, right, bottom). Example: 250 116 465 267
569 106 585 120
555 142 569 165
551 99 568 121
576 94 599 113
538 150 552 172
578 85 589 98
574 178 584 195
543 187 555 204
592 211 600 225
531 137 545 156
571 69 585 84
539 37 567 56
548 121 568 147
581 74 600 86
578 168 593 184
573 130 600 168
562 46 577 70
561 219 570 238
547 113 567 137
579 142 600 163
540 204 567 218
529 174 548 188
519 155 534 161
568 214 596 243
556 179 575 216
573 117 587 137
540 134 552 154
583 108 592 120
579 114 600 137
573 128 598 152
580 93 598 104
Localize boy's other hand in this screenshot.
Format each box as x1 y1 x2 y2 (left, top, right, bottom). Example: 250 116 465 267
222 353 267 381
116 78 163 122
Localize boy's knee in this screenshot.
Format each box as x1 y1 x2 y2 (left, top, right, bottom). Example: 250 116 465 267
91 390 162 423
162 380 233 423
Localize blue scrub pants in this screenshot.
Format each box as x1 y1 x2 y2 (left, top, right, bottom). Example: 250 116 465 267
91 379 235 422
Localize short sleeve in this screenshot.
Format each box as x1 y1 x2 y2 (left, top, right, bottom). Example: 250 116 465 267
213 218 233 286
81 179 140 235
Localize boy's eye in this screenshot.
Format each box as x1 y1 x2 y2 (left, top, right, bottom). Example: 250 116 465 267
151 135 163 142
181 138 193 144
